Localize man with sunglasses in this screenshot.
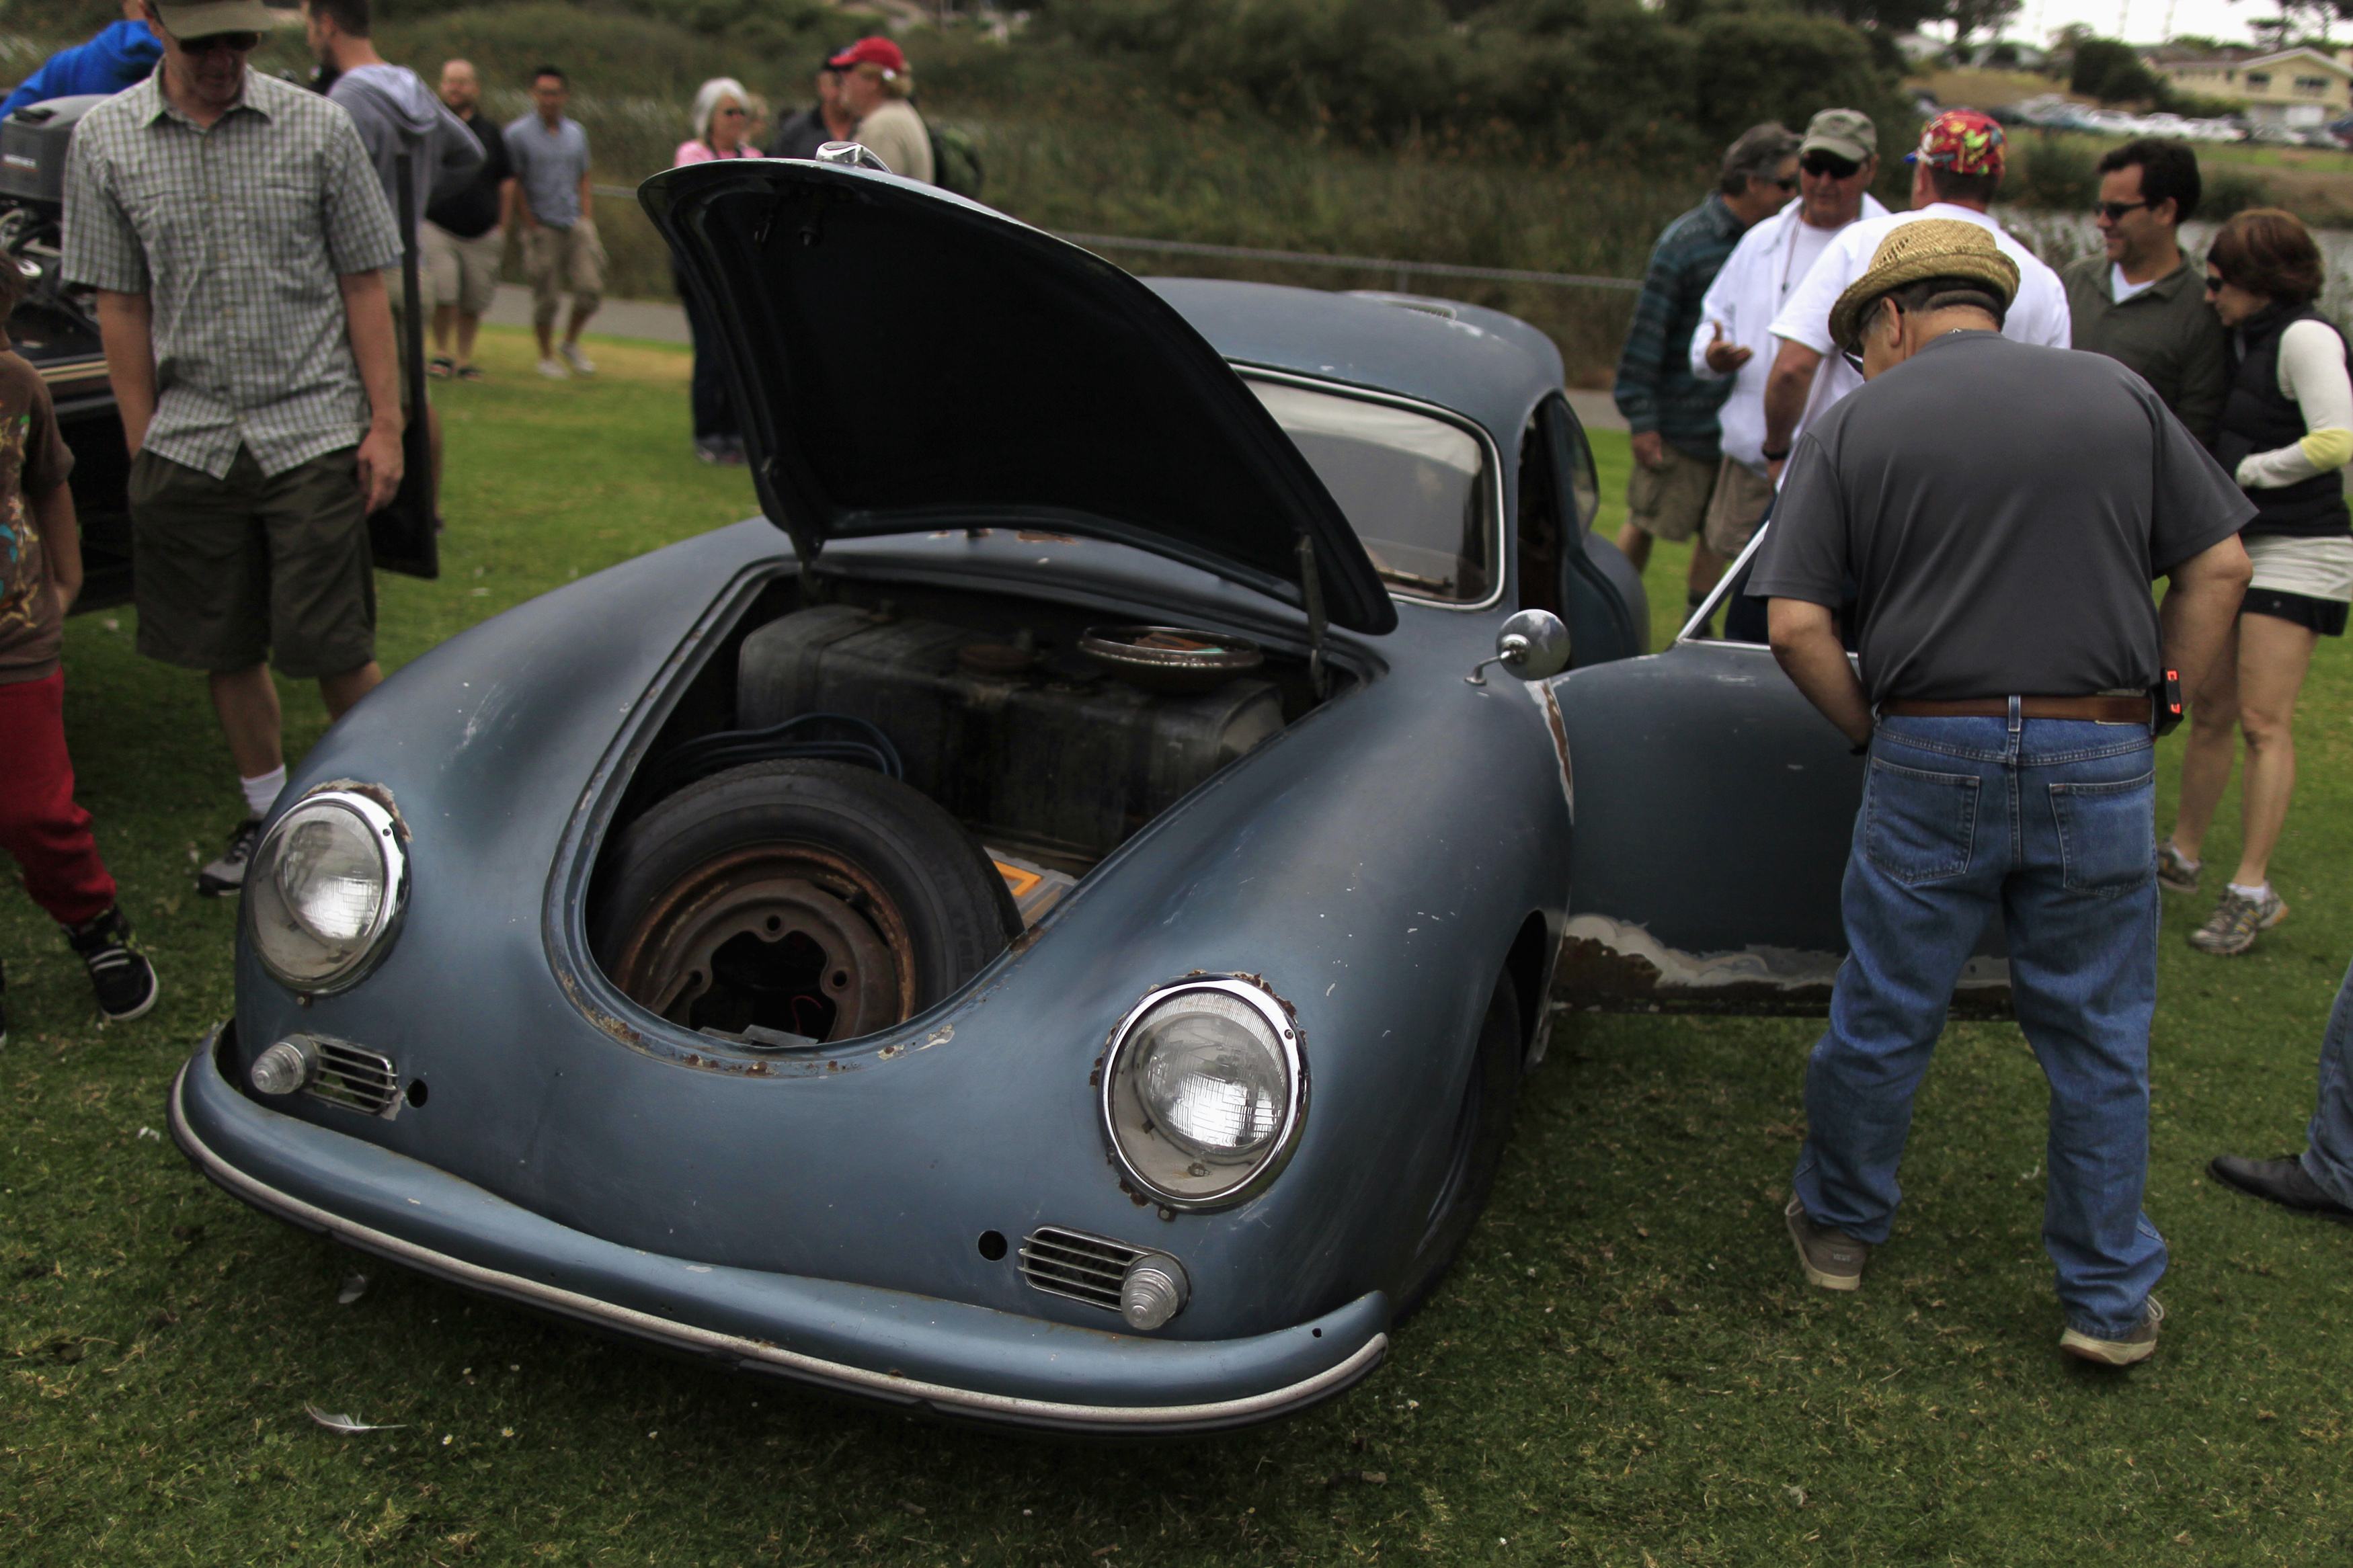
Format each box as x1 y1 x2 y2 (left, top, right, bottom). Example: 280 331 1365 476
64 1 406 897
1760 110 2070 484
1687 110 1887 612
1610 122 1800 622
2063 138 2226 447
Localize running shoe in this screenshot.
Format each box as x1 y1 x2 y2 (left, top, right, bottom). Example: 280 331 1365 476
197 818 263 899
2189 886 2286 955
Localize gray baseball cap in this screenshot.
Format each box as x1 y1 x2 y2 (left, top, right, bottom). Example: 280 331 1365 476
1800 108 1878 165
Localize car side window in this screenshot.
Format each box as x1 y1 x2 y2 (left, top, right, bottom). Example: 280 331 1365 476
1516 411 1563 616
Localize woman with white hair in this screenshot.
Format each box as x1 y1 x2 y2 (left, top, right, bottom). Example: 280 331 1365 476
674 77 760 462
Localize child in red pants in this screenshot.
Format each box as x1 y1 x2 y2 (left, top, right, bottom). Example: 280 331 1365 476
0 266 157 1044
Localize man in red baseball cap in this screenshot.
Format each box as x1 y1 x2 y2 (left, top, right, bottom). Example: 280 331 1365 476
827 36 932 183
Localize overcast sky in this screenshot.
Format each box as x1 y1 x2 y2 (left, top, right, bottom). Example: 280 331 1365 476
1993 0 2323 48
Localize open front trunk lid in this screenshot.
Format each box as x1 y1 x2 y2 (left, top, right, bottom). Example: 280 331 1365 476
639 160 1396 635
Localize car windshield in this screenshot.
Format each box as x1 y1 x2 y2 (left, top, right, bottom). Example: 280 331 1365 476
1246 379 1492 604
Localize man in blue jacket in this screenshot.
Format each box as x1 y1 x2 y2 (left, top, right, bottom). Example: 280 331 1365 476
0 3 161 120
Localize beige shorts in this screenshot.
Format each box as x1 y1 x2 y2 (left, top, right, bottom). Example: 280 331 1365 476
525 220 606 329
378 266 430 409
1625 444 1718 544
1702 456 1777 558
422 220 503 317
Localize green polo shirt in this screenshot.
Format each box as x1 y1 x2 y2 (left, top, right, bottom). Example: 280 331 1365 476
2063 249 2228 447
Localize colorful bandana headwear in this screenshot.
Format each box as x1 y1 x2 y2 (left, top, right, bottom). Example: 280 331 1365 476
1905 110 2005 177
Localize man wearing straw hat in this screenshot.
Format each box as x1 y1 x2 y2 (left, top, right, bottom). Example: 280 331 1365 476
1749 219 2254 1368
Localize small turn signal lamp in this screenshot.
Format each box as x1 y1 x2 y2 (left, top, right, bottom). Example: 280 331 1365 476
250 1037 317 1097
1120 1253 1190 1331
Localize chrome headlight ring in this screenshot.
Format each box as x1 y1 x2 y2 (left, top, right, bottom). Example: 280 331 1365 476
1099 976 1307 1210
244 788 409 995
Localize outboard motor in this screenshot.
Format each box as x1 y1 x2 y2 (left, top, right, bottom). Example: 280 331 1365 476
0 95 109 347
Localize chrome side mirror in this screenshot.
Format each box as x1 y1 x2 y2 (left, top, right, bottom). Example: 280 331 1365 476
815 141 892 173
1466 609 1570 686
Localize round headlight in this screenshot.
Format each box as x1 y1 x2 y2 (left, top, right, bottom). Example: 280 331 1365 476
246 790 407 994
1101 978 1304 1208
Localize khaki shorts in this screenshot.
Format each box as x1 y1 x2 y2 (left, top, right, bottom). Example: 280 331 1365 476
1702 456 1777 559
128 445 375 679
1624 444 1718 544
422 220 503 317
525 220 606 330
378 265 432 409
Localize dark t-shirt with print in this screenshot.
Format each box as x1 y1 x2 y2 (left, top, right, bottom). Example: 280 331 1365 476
1748 331 2253 706
0 348 77 683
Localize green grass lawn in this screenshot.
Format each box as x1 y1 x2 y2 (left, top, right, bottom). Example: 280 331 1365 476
7 329 2353 1565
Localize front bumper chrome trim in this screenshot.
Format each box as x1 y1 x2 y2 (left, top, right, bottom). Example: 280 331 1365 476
167 1038 1385 1433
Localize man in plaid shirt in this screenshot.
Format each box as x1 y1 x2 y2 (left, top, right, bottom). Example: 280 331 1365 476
1611 123 1800 630
65 1 404 897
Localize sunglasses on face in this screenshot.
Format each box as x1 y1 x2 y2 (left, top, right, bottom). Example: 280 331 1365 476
2095 198 2151 222
1800 152 1860 179
717 105 748 116
1766 173 1799 192
2204 271 2226 294
178 30 260 55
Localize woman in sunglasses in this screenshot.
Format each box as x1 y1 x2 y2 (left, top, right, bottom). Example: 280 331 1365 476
674 77 763 466
2159 208 2352 954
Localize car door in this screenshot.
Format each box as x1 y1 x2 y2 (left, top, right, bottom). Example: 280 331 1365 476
1544 527 2010 1016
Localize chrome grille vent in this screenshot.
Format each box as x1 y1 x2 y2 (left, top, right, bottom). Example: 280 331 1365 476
1018 1226 1143 1313
305 1040 401 1118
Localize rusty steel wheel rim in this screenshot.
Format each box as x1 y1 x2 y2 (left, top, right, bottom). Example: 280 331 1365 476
608 843 916 1041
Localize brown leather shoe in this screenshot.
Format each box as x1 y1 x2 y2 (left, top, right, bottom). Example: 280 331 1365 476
1784 1196 1868 1291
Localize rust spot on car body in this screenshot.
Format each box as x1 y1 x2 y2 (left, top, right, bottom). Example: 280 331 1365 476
1525 684 1573 817
313 778 412 841
1553 917 2011 1018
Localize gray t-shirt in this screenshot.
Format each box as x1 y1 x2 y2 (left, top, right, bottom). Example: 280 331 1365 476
504 112 590 228
1749 331 2253 705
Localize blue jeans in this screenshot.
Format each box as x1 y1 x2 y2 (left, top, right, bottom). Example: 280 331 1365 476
1793 712 2165 1341
2301 956 2353 1207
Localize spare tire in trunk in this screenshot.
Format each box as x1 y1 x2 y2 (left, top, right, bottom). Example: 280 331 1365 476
592 761 1022 1043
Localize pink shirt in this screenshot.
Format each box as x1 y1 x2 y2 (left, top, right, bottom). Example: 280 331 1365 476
676 140 761 167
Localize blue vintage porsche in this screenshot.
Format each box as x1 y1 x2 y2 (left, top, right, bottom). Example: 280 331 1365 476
166 155 1941 1434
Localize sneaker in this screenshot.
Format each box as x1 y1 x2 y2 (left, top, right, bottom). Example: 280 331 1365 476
2156 839 2202 895
2188 886 2286 955
559 341 596 375
427 355 456 380
2060 1295 2164 1368
536 356 569 380
694 436 730 465
197 818 263 899
456 363 485 382
1784 1196 1868 1292
64 907 159 1023
2209 1154 2353 1222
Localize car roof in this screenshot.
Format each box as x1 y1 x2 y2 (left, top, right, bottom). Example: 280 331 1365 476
1146 278 1565 449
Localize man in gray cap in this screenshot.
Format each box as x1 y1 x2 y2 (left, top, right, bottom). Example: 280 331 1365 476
1686 109 1886 618
65 1 405 896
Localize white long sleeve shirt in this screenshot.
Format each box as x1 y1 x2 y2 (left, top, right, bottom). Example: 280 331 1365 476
1687 194 1889 474
1767 202 2073 455
2234 318 2353 490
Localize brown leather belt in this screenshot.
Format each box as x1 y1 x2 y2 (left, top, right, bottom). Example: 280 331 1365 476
1881 696 2150 723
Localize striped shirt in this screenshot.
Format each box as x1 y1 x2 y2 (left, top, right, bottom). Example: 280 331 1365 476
1611 193 1746 460
63 67 402 479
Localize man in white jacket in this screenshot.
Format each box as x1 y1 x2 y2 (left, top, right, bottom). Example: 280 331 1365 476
1760 110 2071 484
1686 109 1888 619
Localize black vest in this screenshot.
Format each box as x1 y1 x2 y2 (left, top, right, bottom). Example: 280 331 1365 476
2215 304 2353 540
